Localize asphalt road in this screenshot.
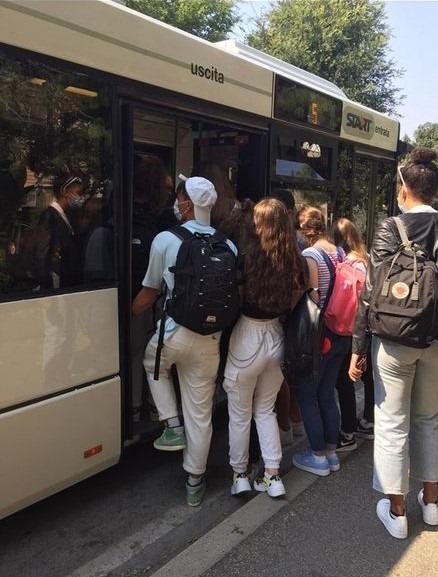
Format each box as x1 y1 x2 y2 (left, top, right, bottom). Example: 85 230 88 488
1 390 436 577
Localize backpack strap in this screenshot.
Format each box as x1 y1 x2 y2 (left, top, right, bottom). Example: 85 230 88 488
393 216 412 248
315 248 336 312
168 224 194 242
210 230 227 244
392 216 421 301
153 283 168 381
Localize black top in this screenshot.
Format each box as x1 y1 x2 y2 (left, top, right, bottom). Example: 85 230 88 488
38 206 82 288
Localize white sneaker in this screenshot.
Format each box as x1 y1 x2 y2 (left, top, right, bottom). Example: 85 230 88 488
253 474 286 498
231 473 252 495
418 489 438 526
376 499 408 539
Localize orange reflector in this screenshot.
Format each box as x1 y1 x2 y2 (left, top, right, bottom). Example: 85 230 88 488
84 444 103 459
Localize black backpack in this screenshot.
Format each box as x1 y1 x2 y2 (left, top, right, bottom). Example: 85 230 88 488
6 221 51 280
167 225 240 334
368 216 438 348
153 225 240 380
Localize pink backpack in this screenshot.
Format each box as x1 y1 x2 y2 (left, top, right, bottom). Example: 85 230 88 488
318 249 366 336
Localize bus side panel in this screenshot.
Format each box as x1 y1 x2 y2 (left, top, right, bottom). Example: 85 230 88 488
0 289 119 410
0 377 121 520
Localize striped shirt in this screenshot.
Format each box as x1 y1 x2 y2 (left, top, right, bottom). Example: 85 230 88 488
302 246 346 306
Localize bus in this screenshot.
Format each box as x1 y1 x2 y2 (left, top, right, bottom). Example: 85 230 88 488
0 0 400 520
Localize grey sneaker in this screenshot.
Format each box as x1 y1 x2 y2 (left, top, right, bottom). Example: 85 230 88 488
356 418 374 440
186 479 206 507
153 427 186 451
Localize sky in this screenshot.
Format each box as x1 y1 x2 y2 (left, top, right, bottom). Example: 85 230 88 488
233 0 438 139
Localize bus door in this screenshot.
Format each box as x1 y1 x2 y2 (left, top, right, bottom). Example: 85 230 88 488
119 103 268 440
351 153 396 246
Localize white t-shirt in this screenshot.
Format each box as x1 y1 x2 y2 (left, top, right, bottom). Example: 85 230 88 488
143 219 237 335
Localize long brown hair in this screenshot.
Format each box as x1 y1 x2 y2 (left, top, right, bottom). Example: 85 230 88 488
333 218 368 262
243 198 308 312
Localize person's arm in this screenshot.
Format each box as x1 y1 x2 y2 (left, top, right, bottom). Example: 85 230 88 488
132 235 164 315
305 256 320 303
132 286 159 316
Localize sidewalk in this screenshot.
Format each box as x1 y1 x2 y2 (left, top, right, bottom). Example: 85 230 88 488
150 441 437 577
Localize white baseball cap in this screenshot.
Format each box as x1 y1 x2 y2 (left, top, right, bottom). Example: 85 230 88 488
178 174 217 225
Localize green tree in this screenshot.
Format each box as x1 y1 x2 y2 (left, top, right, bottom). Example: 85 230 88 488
247 0 404 115
124 0 239 41
413 122 438 151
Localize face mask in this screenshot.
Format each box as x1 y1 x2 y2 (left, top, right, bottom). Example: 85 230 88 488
70 196 86 210
397 191 407 214
173 199 190 221
397 202 407 214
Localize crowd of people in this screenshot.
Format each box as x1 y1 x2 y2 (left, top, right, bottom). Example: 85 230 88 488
131 148 437 538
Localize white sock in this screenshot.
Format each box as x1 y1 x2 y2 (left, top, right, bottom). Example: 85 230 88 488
187 474 203 487
312 453 327 463
166 417 183 433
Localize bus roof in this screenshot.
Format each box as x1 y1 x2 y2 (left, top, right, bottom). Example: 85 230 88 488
0 0 273 117
216 40 347 101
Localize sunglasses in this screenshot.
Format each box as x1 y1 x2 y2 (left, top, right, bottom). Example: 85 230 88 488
62 175 83 192
397 165 406 189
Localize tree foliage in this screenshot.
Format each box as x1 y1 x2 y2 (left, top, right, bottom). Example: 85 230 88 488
247 0 404 115
124 0 238 42
413 123 438 151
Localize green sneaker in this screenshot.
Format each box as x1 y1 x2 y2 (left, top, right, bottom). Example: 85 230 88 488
186 480 206 507
153 427 186 451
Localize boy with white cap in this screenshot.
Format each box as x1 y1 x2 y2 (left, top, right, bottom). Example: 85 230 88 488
132 176 237 506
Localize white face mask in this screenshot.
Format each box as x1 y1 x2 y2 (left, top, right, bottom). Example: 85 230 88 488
397 191 407 213
397 202 407 214
70 196 86 210
173 199 190 221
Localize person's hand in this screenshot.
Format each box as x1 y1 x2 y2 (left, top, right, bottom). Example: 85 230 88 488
348 353 366 381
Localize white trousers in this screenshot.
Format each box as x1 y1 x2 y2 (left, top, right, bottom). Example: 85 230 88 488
223 315 284 473
131 310 154 409
372 337 438 495
144 324 219 475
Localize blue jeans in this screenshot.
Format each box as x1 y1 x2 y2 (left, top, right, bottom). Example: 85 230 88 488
295 330 351 452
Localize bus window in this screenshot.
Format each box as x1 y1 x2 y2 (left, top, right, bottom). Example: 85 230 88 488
0 50 113 297
271 132 335 185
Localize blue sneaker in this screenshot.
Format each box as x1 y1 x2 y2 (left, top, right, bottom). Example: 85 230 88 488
326 453 340 472
292 451 330 477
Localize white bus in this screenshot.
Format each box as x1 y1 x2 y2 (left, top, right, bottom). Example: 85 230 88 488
0 0 400 520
